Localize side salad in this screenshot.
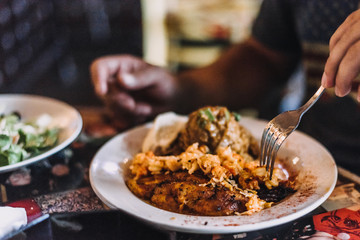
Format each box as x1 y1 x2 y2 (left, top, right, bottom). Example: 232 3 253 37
0 112 59 167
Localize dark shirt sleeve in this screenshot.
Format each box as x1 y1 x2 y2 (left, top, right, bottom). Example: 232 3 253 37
252 0 301 54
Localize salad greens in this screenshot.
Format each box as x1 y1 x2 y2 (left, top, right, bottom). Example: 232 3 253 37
0 113 59 167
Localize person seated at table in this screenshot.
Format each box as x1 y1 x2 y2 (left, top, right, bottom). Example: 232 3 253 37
90 0 360 174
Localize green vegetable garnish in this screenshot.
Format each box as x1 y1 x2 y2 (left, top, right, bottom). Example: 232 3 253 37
0 113 59 166
225 109 231 122
202 108 215 122
0 134 11 150
232 112 241 121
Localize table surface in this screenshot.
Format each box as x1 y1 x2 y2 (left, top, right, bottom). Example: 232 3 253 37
1 106 360 240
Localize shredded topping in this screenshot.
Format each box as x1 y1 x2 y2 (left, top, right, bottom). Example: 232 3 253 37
129 142 286 214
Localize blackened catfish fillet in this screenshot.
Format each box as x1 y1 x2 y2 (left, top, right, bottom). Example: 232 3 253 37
127 171 248 216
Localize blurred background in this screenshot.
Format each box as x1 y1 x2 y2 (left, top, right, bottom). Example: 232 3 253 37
0 0 262 106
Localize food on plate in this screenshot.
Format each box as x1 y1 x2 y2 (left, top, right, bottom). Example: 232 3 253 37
142 112 187 155
126 106 296 216
0 112 59 166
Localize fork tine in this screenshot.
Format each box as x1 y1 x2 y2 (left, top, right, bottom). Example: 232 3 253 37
261 126 273 167
265 131 277 171
259 127 270 166
269 142 281 179
269 132 288 178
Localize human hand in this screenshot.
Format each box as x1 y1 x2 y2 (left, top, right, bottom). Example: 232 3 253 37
90 55 177 129
322 9 360 102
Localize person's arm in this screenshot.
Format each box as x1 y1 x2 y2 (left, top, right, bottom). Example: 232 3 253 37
175 36 299 113
90 37 298 129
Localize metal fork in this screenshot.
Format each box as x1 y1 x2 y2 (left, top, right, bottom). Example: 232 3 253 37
259 85 325 179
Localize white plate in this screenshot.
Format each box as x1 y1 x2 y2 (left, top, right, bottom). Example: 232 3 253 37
90 117 337 234
0 94 83 173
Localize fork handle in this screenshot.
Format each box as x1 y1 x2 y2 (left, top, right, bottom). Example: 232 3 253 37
298 86 325 114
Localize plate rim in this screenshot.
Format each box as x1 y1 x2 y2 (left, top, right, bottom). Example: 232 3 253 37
90 117 337 234
0 94 83 173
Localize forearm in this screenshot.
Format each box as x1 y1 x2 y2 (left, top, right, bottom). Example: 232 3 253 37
173 37 300 113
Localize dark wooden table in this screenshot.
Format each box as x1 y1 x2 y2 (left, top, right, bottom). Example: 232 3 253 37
1 107 360 240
